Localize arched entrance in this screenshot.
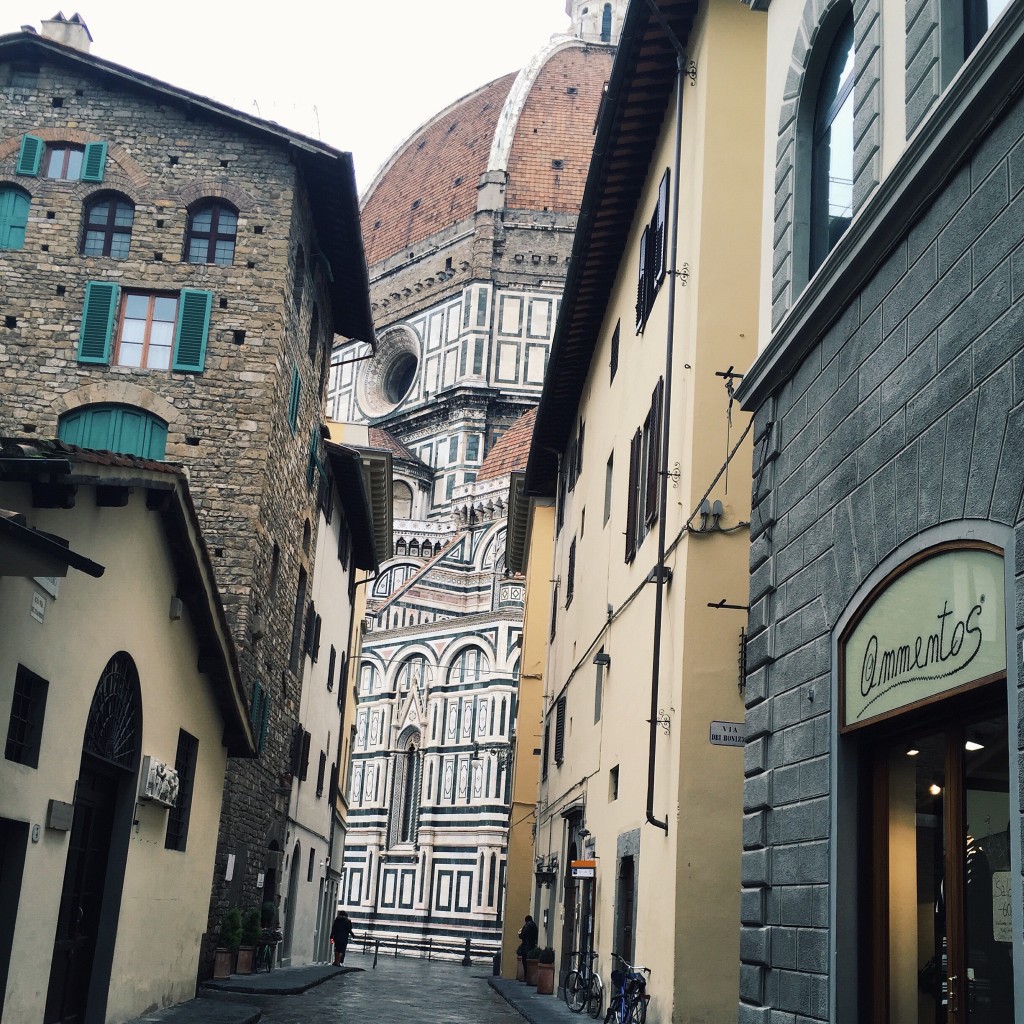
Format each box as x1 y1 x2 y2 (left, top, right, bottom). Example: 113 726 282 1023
45 653 141 1024
283 841 301 963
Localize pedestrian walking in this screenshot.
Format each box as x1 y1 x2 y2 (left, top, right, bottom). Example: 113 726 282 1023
331 909 356 966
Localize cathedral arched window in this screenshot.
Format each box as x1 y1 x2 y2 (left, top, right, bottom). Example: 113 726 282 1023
447 647 489 686
388 729 421 847
396 654 428 693
393 480 413 519
601 3 612 41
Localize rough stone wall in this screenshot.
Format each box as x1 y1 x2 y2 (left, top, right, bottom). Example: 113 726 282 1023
739 83 1024 1023
0 54 336 968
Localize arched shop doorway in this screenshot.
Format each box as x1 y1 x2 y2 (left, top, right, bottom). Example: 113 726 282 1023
836 541 1017 1023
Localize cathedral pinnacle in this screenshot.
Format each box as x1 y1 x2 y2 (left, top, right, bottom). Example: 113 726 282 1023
567 0 627 45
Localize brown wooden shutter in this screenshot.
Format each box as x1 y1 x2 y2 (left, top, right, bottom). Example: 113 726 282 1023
625 428 641 563
645 379 663 525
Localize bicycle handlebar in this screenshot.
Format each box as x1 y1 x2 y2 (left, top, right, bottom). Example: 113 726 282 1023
610 952 651 976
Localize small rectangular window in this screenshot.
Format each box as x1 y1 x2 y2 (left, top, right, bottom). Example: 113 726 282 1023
5 665 48 767
449 436 459 464
316 750 327 798
609 764 619 801
554 696 567 764
327 645 337 692
165 730 198 852
467 435 480 461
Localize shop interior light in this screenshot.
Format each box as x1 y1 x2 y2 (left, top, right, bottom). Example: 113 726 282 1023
906 748 920 756
965 738 984 751
929 783 942 796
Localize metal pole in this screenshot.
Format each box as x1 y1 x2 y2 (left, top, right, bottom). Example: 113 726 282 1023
462 937 472 967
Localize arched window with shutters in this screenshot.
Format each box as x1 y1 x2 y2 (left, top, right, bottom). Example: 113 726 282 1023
0 185 30 250
58 404 168 460
184 200 237 266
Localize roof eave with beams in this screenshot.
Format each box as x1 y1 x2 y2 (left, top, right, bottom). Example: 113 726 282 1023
524 0 698 498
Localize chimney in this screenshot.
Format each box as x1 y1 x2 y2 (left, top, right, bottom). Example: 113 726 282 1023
39 12 93 53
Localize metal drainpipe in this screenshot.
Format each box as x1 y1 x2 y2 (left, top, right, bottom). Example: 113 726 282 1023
645 1 688 833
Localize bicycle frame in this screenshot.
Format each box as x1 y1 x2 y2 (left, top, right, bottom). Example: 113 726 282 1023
605 953 650 1024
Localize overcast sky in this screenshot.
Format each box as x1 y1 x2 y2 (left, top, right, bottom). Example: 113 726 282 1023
4 1 571 193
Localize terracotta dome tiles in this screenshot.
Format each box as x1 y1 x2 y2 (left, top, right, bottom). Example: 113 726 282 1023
477 407 537 481
505 46 613 213
361 74 517 267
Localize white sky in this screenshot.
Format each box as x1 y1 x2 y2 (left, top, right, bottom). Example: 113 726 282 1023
3 1 571 192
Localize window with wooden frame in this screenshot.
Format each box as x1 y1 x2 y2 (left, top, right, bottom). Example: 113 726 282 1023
624 379 663 562
635 169 670 332
16 136 106 182
81 193 134 258
77 282 212 372
184 200 237 266
5 665 48 768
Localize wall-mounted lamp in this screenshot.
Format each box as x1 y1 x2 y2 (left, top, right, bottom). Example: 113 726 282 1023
592 652 611 668
534 854 558 888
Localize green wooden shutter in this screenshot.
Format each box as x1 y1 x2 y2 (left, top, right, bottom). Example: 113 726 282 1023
172 289 212 372
288 366 301 433
16 135 43 177
259 693 271 754
58 405 167 459
81 141 107 182
0 188 30 250
77 281 118 364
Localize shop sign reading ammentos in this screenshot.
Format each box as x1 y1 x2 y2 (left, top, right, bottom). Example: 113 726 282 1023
841 547 1005 730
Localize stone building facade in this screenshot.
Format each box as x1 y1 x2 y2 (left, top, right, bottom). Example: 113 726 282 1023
0 17 374 978
325 2 626 956
735 0 1024 1019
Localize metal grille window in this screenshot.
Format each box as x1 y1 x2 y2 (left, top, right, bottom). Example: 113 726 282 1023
165 730 198 852
5 665 48 768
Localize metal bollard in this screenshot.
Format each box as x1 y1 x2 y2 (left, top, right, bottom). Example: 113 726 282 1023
492 950 501 976
373 939 379 970
462 937 471 967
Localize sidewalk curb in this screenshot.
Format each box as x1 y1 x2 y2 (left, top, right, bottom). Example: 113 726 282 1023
200 965 360 997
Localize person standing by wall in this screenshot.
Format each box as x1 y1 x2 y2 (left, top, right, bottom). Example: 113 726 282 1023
331 910 356 966
517 914 538 980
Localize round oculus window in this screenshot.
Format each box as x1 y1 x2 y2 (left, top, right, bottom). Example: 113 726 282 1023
354 325 422 418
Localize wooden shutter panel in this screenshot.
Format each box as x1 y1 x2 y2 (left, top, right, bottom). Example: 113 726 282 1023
259 694 270 754
288 366 301 433
304 600 316 655
654 169 670 283
625 428 641 563
250 680 263 730
77 281 118 364
312 614 322 661
645 379 663 525
81 141 107 182
554 696 566 763
636 225 648 330
300 729 311 781
16 135 43 176
0 188 30 249
172 289 212 372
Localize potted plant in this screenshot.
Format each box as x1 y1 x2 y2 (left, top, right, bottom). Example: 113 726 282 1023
236 909 262 974
214 908 243 978
525 946 542 987
536 947 556 994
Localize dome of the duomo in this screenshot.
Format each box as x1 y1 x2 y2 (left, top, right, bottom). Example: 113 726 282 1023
360 23 618 268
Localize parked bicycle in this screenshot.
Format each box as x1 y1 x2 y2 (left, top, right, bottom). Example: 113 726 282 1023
604 952 650 1024
565 949 603 1018
254 927 282 972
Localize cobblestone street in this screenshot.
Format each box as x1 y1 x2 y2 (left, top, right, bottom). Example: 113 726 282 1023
202 952 528 1024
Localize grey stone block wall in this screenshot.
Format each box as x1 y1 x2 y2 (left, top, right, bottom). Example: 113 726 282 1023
741 72 1024 1022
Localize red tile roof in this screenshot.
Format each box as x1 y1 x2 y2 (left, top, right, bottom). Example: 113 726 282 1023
367 426 420 463
477 407 537 481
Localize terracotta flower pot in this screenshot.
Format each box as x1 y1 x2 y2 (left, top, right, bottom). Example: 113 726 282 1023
526 958 540 986
236 945 256 975
536 961 555 995
213 947 234 979
516 958 525 982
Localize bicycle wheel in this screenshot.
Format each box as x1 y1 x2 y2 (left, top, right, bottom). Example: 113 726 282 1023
587 973 604 1019
605 994 624 1024
629 994 646 1024
566 970 587 1012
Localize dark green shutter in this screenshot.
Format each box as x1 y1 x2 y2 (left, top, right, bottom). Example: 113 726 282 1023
16 135 43 176
81 141 107 182
306 427 318 489
250 680 263 730
259 694 270 754
172 289 212 372
77 281 118 364
288 366 301 433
